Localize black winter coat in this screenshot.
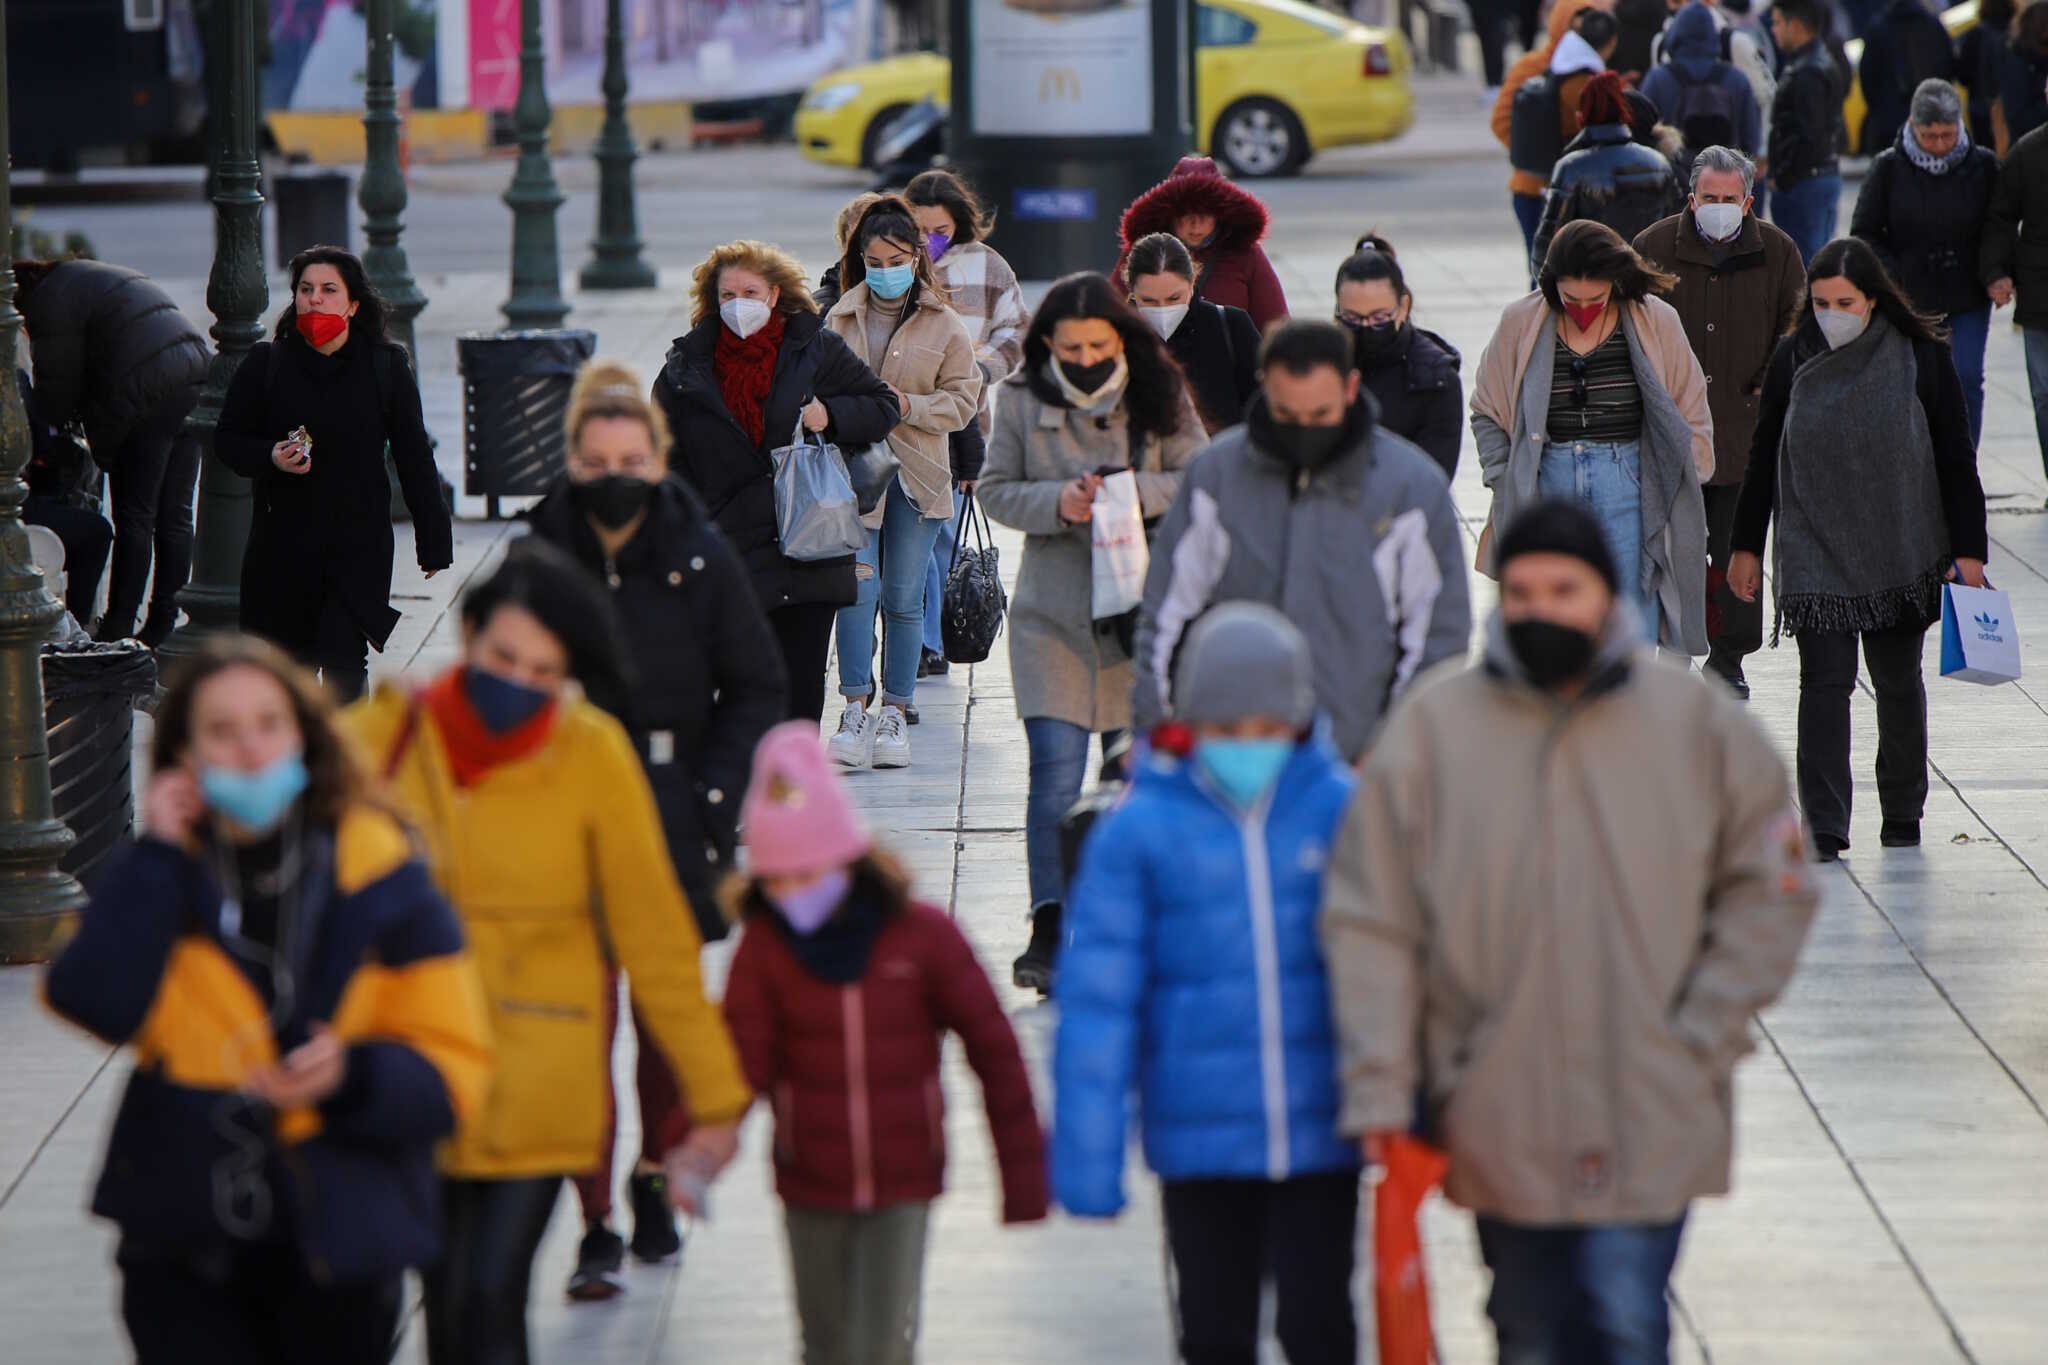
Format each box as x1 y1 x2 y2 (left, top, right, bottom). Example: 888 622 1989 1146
1851 143 1999 319
1856 0 1956 156
1358 324 1463 480
1167 300 1261 434
1999 45 2048 148
1769 40 1847 188
526 477 787 937
1531 123 1687 280
18 260 208 458
652 311 898 610
216 332 452 651
1981 124 2048 329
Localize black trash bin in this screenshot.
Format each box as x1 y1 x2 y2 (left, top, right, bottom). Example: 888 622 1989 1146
458 330 598 519
43 641 158 884
274 169 353 268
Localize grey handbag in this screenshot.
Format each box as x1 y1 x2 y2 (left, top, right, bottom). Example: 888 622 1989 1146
769 417 866 561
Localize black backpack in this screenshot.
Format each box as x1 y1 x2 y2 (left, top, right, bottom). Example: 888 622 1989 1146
941 496 1007 665
1509 75 1566 178
1669 62 1742 160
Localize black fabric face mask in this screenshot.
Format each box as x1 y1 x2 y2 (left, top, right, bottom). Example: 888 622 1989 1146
1506 618 1598 688
1059 357 1120 395
571 474 654 531
1267 421 1349 470
1347 319 1404 365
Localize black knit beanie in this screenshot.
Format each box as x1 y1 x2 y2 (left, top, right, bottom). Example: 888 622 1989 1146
1495 497 1619 591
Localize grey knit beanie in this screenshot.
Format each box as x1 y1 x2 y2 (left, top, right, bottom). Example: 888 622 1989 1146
1172 603 1316 731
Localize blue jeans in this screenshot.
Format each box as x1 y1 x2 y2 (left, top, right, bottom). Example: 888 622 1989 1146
1022 718 1126 911
1946 302 1991 448
1477 1213 1690 1365
835 479 947 707
1771 173 1841 266
922 491 966 655
1513 193 1544 276
2027 326 2048 483
1538 439 1654 640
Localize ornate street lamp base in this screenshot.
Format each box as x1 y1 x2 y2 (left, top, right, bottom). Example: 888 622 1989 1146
0 847 82 962
579 252 658 292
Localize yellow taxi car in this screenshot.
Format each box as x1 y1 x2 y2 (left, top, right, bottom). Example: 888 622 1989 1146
795 0 1414 179
1843 1 1978 154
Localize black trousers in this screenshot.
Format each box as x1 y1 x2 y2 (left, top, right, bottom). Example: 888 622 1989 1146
424 1176 561 1365
1468 0 1511 86
1794 625 1930 843
1701 484 1763 667
24 493 112 623
120 1242 400 1365
770 601 839 726
1161 1172 1360 1365
99 386 203 645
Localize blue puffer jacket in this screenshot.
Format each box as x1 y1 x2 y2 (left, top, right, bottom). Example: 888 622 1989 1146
1051 731 1360 1216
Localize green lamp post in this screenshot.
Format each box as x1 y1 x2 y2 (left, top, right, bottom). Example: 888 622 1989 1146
360 0 426 353
579 0 657 291
503 0 569 328
161 0 269 665
0 0 85 959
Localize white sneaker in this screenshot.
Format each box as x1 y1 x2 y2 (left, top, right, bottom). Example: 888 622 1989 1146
827 701 874 768
871 706 911 769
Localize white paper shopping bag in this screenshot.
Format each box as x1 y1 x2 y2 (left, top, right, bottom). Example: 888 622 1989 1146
1939 580 2021 685
1090 469 1149 621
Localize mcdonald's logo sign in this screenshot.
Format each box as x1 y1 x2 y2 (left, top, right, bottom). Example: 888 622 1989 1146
1039 67 1081 102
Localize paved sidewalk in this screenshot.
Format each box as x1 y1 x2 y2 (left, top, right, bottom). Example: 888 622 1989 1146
7 119 2048 1360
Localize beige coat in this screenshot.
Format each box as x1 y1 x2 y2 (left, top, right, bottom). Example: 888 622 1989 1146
979 373 1204 732
1321 614 1818 1225
825 282 982 525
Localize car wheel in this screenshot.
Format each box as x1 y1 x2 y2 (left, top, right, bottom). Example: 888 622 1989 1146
860 104 912 169
1213 98 1306 179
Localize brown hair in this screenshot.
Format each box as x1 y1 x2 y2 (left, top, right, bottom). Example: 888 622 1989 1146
903 169 996 244
1537 219 1678 309
833 192 885 249
837 194 950 305
689 240 819 328
564 358 672 464
150 635 389 832
719 848 915 926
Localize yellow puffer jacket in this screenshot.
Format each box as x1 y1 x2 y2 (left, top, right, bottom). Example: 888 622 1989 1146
342 684 752 1179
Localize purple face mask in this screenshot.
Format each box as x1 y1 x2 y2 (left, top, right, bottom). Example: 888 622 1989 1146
768 867 853 936
924 230 953 260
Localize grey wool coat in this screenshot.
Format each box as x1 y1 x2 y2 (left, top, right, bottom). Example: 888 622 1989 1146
979 375 1206 732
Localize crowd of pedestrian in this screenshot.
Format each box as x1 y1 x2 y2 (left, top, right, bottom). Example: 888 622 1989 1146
30 11 2048 1353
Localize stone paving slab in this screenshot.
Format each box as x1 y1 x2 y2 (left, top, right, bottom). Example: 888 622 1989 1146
8 111 2048 1360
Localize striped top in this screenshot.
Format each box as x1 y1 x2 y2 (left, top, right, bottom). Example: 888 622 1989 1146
1547 329 1643 442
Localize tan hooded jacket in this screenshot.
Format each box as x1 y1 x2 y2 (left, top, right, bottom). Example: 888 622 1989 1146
1321 611 1818 1225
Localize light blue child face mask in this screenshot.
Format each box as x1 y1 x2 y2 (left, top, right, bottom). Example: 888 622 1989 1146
200 751 309 834
1195 737 1294 808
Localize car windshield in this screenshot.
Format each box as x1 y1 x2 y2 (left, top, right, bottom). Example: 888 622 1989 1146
1249 0 1356 34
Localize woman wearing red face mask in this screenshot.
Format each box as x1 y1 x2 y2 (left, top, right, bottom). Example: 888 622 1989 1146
216 245 453 703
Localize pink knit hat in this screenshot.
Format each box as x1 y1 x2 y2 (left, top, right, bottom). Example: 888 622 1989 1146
741 721 872 877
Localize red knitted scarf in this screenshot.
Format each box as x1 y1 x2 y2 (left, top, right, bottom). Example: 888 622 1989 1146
419 668 559 789
714 308 787 448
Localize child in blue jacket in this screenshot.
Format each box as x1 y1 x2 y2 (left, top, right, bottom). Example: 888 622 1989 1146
1052 602 1363 1365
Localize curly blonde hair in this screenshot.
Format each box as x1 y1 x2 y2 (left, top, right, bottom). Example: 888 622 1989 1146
565 358 672 462
689 240 818 328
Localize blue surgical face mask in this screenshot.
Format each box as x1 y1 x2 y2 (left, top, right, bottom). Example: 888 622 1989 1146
866 263 915 300
769 867 854 936
463 665 553 735
200 752 309 834
1195 737 1295 808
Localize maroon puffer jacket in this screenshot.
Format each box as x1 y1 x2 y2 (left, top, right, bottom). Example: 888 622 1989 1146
722 902 1048 1222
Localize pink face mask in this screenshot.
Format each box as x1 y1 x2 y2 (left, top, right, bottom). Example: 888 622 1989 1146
768 867 853 936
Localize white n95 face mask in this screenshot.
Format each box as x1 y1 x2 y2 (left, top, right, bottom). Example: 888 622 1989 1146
1693 202 1744 242
1139 304 1189 341
1815 308 1868 350
720 297 772 339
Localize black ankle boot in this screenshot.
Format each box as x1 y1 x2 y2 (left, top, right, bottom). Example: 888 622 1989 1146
1880 820 1920 848
1011 903 1062 995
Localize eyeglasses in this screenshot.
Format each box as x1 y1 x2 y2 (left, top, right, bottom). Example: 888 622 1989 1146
1336 309 1398 329
1570 355 1590 408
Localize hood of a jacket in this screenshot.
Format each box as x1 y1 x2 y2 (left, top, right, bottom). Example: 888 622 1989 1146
1119 157 1272 252
1663 2 1722 80
1480 602 1641 697
1563 121 1636 155
1550 28 1608 74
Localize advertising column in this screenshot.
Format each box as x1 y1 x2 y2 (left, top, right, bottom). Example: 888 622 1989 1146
949 0 1190 279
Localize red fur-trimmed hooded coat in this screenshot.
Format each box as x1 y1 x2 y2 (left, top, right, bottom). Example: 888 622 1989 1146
1117 157 1290 332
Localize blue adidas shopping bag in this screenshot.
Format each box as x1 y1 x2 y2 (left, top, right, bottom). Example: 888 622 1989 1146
1940 579 2021 685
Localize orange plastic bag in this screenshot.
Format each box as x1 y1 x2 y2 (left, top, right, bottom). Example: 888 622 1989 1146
1373 1136 1450 1365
